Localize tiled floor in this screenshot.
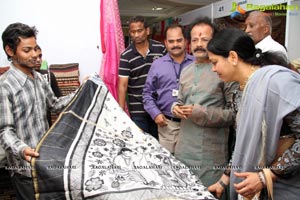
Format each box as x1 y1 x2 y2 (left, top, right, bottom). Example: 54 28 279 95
0 168 16 200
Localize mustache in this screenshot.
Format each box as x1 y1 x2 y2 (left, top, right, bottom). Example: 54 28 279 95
193 47 206 52
171 46 182 50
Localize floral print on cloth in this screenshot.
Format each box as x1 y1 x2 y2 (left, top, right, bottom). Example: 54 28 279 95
31 76 215 200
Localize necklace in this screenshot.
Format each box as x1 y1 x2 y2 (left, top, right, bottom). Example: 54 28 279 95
239 66 259 90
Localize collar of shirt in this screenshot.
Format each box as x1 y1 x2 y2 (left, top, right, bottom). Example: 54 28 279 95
9 64 32 88
132 39 157 56
163 52 195 63
255 35 272 51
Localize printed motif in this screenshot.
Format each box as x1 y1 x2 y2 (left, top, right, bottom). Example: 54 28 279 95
32 76 215 200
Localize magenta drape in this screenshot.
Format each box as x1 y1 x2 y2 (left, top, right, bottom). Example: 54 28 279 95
100 0 124 100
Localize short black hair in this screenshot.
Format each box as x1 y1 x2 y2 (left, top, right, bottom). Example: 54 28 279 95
2 22 38 60
164 24 185 39
128 16 148 28
190 17 218 37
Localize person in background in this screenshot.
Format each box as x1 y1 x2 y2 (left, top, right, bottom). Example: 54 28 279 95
118 16 166 139
0 22 75 200
207 28 300 200
245 10 288 60
171 18 238 190
35 45 62 126
143 24 194 154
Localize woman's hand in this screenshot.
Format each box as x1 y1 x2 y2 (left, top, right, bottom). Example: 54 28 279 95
234 172 264 199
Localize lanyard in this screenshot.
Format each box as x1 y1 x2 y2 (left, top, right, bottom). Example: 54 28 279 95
172 60 183 83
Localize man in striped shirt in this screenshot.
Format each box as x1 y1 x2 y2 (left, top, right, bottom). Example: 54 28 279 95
118 16 166 139
0 23 74 200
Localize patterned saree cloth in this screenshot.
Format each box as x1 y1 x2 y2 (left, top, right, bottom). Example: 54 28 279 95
31 76 215 200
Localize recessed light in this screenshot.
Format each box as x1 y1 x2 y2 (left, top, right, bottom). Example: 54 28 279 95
152 6 163 11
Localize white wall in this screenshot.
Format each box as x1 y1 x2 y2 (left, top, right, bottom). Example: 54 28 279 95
0 0 102 82
286 0 300 61
177 4 213 26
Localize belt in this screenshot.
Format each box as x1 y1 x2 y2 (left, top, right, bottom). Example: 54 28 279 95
165 115 181 122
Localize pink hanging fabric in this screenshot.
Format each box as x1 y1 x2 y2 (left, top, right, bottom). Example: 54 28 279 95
100 0 125 100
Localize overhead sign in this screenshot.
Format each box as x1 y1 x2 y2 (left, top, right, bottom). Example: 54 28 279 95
213 0 297 18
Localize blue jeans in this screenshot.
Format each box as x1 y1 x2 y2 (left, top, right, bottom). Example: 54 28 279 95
131 115 158 140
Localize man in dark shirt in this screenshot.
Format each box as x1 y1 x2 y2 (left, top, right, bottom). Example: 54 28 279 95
118 16 166 139
35 45 62 126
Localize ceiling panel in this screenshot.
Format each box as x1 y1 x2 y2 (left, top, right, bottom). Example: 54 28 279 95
118 0 217 26
160 0 217 6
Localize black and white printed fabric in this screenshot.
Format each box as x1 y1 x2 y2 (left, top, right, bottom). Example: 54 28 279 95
31 76 215 200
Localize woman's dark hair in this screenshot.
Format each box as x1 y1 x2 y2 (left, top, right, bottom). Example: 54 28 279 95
207 28 288 68
2 22 38 60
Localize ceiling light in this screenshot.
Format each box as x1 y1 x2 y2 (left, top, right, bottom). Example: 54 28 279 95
152 6 164 11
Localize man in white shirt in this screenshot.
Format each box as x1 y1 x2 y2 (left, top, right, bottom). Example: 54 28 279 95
245 11 288 60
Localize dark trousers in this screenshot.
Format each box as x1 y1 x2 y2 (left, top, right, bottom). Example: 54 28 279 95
12 173 35 200
131 115 158 140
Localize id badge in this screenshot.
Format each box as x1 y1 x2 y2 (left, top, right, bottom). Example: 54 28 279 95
172 89 179 97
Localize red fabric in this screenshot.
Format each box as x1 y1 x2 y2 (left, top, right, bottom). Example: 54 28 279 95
100 0 125 100
0 67 10 76
161 20 165 39
100 0 106 54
